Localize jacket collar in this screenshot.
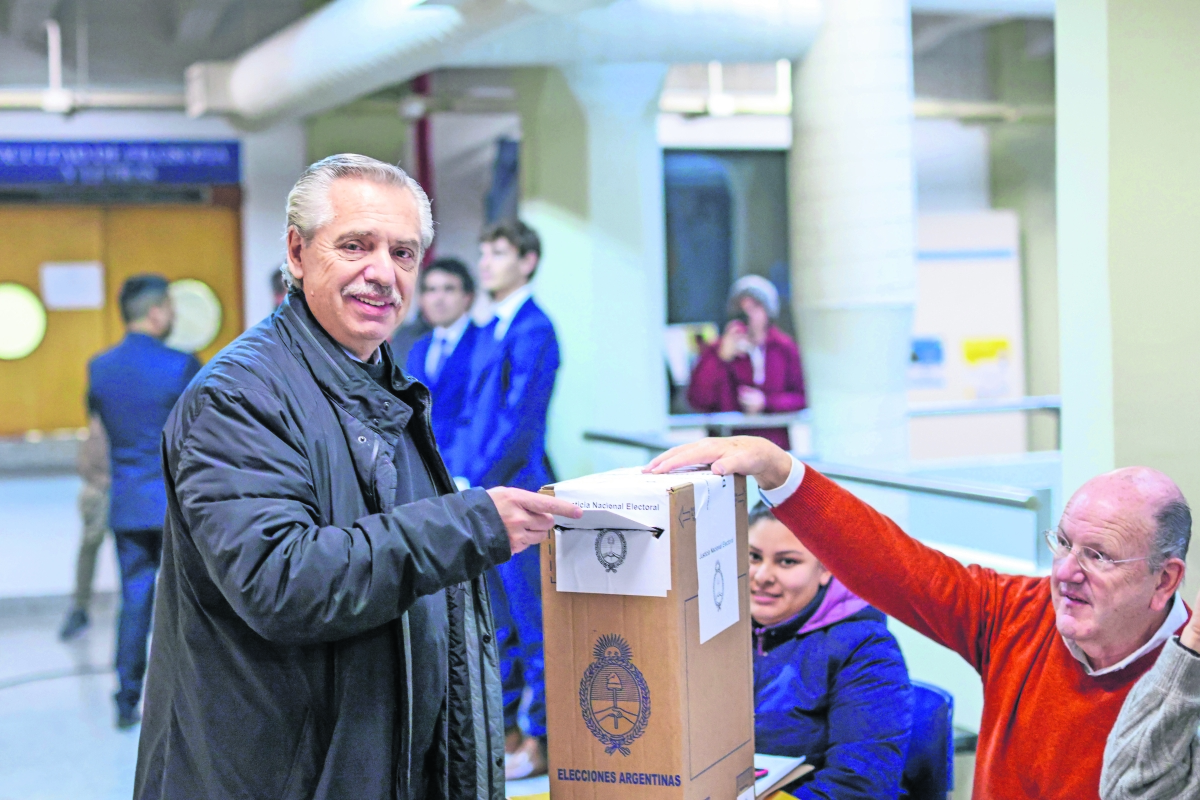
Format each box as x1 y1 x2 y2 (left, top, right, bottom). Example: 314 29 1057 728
762 326 792 350
752 578 870 655
274 293 429 441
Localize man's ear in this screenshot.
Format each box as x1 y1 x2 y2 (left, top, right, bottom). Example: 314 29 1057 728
1152 557 1187 611
286 227 305 284
519 252 538 280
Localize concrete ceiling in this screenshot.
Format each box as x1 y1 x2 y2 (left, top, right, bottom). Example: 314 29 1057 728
0 0 309 89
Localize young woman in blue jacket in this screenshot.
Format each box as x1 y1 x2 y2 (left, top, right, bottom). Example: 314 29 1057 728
750 503 914 799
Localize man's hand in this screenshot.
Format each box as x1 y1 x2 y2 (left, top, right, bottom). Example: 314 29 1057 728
644 436 793 491
1182 586 1200 653
486 487 582 555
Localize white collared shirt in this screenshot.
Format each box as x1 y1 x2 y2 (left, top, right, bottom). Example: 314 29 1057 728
424 313 471 377
758 452 1187 678
490 283 533 341
758 454 807 507
1064 592 1188 676
749 344 766 385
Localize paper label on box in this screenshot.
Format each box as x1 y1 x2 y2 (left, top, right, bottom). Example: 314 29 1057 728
694 474 740 643
552 475 672 597
553 527 671 596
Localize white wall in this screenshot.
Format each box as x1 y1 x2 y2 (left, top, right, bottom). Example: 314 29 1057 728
0 110 306 329
430 112 521 271
914 118 991 212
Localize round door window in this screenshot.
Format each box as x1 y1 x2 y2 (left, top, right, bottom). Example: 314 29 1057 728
0 283 48 360
165 279 223 354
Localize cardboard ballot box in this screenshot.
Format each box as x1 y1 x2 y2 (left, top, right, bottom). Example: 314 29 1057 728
541 469 755 800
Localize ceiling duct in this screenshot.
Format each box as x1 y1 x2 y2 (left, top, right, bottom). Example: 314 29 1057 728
187 0 822 125
187 0 614 124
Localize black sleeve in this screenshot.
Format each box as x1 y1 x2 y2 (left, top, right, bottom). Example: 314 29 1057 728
172 387 510 645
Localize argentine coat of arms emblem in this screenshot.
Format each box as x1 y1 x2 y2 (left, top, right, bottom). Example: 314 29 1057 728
594 530 627 573
579 634 651 755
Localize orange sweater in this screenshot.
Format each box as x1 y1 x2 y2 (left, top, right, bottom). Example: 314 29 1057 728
774 467 1186 799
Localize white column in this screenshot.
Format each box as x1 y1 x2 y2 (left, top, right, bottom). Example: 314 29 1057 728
518 64 668 479
241 121 307 327
789 0 917 466
1055 0 1115 496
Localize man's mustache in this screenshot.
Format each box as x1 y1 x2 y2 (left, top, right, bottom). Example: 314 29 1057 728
342 281 402 305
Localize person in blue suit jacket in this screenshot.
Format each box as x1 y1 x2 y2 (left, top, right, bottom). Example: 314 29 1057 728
405 258 480 461
87 275 201 728
749 503 914 799
450 220 560 779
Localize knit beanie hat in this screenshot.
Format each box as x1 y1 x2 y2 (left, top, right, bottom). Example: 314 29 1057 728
727 274 780 319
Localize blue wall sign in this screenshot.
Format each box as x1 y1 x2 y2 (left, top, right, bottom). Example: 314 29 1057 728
0 141 240 186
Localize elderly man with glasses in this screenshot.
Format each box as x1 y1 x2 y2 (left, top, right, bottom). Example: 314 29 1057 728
645 437 1191 800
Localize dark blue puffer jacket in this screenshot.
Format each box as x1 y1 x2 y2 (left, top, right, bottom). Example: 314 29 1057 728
754 578 914 799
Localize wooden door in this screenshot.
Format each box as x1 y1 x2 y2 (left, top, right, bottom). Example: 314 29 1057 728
0 204 242 436
102 206 242 364
0 207 106 435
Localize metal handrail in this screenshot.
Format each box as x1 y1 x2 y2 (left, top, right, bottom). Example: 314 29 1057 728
583 430 679 452
809 461 1043 510
907 395 1061 417
809 461 1055 571
667 395 1061 430
666 410 812 430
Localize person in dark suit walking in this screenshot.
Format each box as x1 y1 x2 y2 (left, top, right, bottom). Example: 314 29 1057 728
405 258 480 463
449 220 560 778
87 274 201 728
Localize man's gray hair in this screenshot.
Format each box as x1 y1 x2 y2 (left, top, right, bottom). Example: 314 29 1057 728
281 153 434 292
1151 498 1192 571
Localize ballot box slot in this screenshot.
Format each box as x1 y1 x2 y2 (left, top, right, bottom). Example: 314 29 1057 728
556 525 666 539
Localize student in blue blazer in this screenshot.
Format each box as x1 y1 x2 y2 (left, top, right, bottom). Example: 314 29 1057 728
405 258 480 460
450 220 560 779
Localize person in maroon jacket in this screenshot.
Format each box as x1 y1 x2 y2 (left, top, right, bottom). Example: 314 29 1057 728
687 274 806 448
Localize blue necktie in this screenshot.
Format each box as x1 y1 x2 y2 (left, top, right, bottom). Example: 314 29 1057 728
429 335 448 383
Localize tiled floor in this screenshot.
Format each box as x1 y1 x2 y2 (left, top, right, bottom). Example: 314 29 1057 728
0 598 550 800
0 597 137 800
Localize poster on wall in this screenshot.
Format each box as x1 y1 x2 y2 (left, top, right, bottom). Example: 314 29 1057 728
910 211 1026 460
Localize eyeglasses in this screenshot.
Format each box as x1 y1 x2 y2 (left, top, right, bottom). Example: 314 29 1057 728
1043 530 1151 574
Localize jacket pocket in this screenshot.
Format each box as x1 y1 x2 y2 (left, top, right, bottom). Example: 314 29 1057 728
280 708 319 800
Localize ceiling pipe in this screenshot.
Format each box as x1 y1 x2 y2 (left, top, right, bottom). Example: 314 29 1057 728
910 0 1052 14
42 20 73 113
0 88 186 112
0 24 183 113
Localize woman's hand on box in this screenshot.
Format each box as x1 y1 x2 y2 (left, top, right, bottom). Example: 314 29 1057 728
486 487 582 555
644 436 793 491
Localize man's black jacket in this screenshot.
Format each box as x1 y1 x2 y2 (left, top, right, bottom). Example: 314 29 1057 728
134 295 509 800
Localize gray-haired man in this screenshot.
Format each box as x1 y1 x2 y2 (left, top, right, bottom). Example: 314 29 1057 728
133 154 581 800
